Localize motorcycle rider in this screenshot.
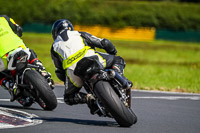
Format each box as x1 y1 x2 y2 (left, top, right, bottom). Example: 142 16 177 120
51 19 132 113
0 15 54 102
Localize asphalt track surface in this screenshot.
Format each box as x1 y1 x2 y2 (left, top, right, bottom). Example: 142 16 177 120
0 85 200 133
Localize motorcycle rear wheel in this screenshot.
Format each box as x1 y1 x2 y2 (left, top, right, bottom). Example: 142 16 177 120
94 81 137 127
24 69 57 110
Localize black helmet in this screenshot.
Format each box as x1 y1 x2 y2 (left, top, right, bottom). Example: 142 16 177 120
51 19 74 40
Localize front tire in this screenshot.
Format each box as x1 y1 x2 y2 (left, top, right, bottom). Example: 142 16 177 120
24 69 57 110
94 81 137 127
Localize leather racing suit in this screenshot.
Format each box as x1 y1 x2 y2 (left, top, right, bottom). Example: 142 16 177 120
51 29 126 105
0 15 53 101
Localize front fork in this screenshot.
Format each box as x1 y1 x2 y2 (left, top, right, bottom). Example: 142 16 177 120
106 69 131 108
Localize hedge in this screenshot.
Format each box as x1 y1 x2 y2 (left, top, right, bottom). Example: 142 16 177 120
1 0 200 31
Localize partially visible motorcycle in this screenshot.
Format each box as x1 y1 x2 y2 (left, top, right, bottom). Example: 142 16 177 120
74 55 137 127
1 49 57 110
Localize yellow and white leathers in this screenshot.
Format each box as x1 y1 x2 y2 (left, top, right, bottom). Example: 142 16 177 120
52 30 106 88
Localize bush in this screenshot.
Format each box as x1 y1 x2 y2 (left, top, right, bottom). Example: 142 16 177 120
1 0 200 31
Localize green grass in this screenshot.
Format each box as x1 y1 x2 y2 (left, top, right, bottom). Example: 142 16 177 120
22 32 200 93
125 64 200 93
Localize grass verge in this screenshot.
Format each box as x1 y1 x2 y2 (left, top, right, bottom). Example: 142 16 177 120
22 32 200 93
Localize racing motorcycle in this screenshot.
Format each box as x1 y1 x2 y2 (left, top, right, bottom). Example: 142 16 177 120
0 49 57 110
74 55 137 127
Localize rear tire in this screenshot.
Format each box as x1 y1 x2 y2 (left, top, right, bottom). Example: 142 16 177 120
24 69 57 110
94 81 137 127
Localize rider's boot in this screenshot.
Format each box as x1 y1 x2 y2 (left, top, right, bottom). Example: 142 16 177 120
1 78 20 102
64 92 98 114
64 92 87 105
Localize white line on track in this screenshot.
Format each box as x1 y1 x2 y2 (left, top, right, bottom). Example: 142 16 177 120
132 96 200 100
46 84 200 96
0 99 10 101
1 95 200 104
132 89 200 95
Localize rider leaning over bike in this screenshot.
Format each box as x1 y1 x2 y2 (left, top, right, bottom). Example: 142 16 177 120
51 19 133 112
0 15 54 102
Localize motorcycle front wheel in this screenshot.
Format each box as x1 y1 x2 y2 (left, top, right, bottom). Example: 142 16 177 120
24 69 57 110
94 81 137 127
